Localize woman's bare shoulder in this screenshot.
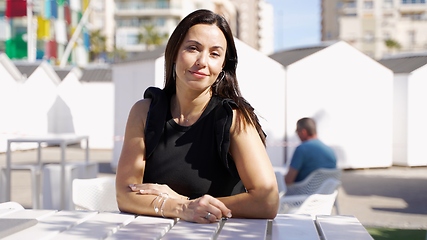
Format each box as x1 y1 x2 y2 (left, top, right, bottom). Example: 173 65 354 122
127 98 152 125
132 98 151 111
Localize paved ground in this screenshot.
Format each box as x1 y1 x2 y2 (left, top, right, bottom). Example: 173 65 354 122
1 147 426 230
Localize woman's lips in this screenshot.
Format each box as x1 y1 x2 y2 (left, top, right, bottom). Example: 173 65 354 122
189 70 209 78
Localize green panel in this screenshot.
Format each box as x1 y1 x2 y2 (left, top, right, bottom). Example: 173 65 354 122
5 34 27 59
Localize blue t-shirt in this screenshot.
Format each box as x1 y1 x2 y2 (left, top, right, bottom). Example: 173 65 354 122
290 139 337 182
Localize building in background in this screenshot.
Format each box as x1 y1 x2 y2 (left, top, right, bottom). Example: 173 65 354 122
229 0 274 55
113 0 236 54
322 0 427 59
113 0 274 56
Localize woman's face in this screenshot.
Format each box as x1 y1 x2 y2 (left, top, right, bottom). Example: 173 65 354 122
175 24 227 94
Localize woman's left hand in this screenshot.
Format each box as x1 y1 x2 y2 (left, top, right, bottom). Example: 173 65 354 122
129 183 189 200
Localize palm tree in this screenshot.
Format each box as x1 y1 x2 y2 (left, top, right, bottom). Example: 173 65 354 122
384 39 401 53
89 29 107 61
137 24 168 50
108 46 127 62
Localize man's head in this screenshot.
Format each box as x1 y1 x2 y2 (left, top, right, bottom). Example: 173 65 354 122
295 117 317 142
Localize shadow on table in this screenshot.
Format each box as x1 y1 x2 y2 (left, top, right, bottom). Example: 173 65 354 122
340 171 427 215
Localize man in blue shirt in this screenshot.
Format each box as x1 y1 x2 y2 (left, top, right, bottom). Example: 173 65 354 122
285 117 337 184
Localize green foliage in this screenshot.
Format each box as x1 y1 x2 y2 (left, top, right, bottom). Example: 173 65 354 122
367 227 426 240
384 39 401 50
89 29 107 61
108 47 127 62
88 29 127 62
137 24 168 50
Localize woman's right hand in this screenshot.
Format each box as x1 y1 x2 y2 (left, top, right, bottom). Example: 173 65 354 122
180 195 232 223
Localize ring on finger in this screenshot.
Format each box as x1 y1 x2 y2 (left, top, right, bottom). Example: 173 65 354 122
204 212 211 220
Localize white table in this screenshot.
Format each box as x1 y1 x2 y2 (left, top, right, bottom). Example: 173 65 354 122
5 134 89 210
0 208 373 239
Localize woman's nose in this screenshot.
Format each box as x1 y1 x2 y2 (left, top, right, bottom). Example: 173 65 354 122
196 52 208 67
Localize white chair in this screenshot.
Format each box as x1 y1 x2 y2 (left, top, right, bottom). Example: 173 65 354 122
285 168 342 214
0 201 25 210
294 190 338 216
275 171 287 198
285 168 342 196
279 178 341 215
72 176 119 212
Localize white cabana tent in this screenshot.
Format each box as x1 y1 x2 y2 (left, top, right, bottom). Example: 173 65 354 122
270 41 394 169
0 54 24 152
78 66 114 149
233 38 286 166
379 54 427 167
19 62 60 135
111 39 286 169
112 47 166 169
54 67 82 135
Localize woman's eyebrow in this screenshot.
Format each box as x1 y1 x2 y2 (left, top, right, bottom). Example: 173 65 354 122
185 40 225 50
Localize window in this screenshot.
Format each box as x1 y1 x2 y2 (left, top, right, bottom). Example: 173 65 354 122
127 33 139 45
364 1 374 9
402 12 424 20
364 31 375 42
384 0 393 8
402 0 426 4
383 32 391 39
408 30 416 45
343 1 357 8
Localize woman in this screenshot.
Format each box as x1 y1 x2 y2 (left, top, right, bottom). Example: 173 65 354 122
116 9 278 223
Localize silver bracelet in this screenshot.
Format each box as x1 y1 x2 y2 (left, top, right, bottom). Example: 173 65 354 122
160 196 169 218
154 193 169 216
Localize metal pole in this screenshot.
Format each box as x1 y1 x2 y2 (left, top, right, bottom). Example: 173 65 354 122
27 0 36 62
59 2 92 67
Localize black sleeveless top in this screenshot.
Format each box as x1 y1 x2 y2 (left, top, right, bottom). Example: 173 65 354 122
142 87 244 199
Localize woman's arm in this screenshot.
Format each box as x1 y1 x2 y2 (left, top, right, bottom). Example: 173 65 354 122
115 99 157 215
218 110 279 219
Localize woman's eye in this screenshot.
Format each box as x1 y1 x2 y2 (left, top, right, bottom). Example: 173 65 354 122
211 52 220 57
187 46 198 51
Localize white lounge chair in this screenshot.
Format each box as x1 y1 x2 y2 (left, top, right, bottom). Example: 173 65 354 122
286 168 342 196
279 178 341 215
72 176 119 212
284 168 341 214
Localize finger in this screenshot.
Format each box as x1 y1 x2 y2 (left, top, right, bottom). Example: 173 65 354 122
202 195 232 219
138 189 160 195
129 183 159 191
202 212 214 222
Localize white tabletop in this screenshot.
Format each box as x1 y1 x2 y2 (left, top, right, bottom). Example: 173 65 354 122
7 134 89 144
0 209 373 240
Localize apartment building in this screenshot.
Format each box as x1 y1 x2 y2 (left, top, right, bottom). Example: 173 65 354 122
113 0 274 55
322 0 427 59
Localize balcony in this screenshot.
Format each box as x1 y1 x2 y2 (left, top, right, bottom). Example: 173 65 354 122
398 2 427 13
339 1 358 16
115 1 182 17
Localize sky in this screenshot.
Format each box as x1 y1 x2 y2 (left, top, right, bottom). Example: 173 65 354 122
266 0 321 52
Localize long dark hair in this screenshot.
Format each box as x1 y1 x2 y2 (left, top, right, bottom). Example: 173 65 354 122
163 9 266 145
